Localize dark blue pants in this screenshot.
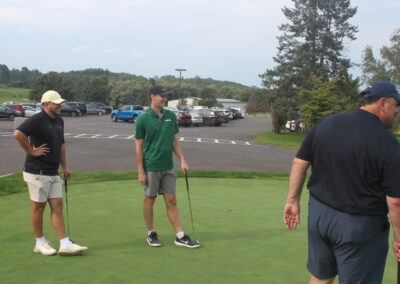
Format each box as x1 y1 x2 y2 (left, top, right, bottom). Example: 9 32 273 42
307 195 389 284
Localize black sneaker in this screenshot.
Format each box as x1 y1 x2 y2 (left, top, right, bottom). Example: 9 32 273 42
174 234 200 248
147 231 161 247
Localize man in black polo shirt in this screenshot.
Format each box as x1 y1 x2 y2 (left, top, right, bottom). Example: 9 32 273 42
14 90 87 256
283 81 400 283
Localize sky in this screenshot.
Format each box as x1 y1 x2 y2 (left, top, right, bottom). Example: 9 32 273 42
0 0 399 87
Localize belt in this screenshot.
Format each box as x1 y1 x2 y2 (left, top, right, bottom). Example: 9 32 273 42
24 168 59 176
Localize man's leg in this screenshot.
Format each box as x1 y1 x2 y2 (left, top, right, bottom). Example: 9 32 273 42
143 195 157 231
163 193 183 233
309 276 335 284
31 201 47 238
48 198 67 240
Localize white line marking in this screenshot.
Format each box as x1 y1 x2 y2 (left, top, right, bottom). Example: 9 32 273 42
90 134 101 138
74 134 86 138
231 141 236 144
179 137 184 141
108 135 118 139
214 139 219 143
126 135 135 139
245 142 251 145
197 138 201 142
64 133 71 136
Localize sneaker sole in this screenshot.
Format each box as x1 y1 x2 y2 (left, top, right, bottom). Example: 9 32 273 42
58 249 87 256
33 248 57 256
174 241 200 248
147 239 162 247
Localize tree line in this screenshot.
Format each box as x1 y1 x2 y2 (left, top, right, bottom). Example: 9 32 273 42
0 65 265 109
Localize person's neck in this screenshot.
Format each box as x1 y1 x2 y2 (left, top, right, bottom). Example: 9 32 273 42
360 106 382 122
151 105 162 115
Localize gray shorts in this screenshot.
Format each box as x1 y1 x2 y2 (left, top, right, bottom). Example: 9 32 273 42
307 195 389 283
144 170 177 196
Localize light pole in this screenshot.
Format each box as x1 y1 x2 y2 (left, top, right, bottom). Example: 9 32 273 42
175 68 186 104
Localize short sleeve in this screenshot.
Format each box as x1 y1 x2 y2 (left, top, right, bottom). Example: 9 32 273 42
135 116 145 139
382 146 400 197
17 115 39 137
296 126 316 162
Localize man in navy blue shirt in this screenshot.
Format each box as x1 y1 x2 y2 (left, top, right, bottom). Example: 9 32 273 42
283 81 400 283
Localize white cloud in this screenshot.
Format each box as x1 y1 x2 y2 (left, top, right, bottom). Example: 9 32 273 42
102 48 119 55
71 45 93 53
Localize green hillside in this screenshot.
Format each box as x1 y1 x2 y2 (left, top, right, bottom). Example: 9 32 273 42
0 85 32 104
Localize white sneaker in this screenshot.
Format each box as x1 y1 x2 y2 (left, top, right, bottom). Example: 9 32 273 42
58 241 88 256
34 241 57 256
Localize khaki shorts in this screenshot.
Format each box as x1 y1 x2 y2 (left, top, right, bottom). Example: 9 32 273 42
144 170 177 196
23 171 63 203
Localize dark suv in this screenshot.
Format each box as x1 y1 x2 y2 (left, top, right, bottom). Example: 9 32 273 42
89 102 112 114
66 102 87 115
61 104 81 116
4 104 25 117
0 105 18 120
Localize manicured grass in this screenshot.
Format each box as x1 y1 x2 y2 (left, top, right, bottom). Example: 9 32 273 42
253 130 305 150
0 172 397 283
0 85 32 104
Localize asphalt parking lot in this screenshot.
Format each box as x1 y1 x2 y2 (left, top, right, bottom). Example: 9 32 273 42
0 115 296 176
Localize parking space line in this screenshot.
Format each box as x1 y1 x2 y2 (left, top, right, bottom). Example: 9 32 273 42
74 134 86 138
231 141 236 144
64 133 71 136
214 139 219 143
179 137 185 141
197 138 201 142
108 135 119 139
90 134 101 138
0 132 12 136
126 135 135 139
245 142 251 145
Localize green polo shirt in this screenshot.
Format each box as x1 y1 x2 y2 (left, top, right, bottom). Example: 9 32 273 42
135 107 179 171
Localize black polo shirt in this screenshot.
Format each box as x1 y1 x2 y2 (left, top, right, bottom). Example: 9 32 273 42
297 109 400 215
17 111 65 175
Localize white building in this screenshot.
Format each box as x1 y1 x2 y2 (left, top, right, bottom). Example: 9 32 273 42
167 97 202 108
216 98 247 109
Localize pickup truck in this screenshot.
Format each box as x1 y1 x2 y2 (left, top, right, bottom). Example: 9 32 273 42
111 105 144 122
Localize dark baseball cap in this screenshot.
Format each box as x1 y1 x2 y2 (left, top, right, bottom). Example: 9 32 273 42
149 85 169 96
363 81 400 103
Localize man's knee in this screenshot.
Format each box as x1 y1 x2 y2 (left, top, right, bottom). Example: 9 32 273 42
32 202 46 214
164 194 177 207
49 198 64 213
144 196 157 205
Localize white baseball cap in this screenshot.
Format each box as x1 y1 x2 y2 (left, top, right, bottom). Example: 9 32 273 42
41 90 66 104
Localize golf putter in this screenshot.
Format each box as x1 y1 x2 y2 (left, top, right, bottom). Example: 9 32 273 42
184 173 199 244
64 178 70 237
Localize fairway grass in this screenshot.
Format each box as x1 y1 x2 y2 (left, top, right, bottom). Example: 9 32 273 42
0 176 397 283
253 131 304 150
0 85 31 104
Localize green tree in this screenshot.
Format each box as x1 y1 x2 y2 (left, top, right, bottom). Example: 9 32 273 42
0 64 10 84
361 29 400 86
30 72 73 101
81 76 111 103
260 0 358 130
299 76 358 129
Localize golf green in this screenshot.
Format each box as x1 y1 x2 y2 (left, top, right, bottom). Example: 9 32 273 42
0 176 397 283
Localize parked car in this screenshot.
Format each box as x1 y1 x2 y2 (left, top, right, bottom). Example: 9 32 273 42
189 110 203 126
229 108 241 120
22 103 42 111
197 109 224 126
22 105 41 117
66 102 87 115
61 104 81 116
0 105 18 120
4 104 25 117
86 105 106 115
89 102 113 114
111 105 144 122
285 120 305 132
177 111 192 127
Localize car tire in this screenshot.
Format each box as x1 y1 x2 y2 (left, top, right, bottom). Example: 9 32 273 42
111 114 118 122
71 112 76 117
8 114 16 121
98 112 104 116
132 115 137 123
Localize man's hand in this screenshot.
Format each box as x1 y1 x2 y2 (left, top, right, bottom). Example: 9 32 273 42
283 202 300 231
30 144 49 157
63 168 72 180
393 240 400 262
138 171 148 185
181 160 189 175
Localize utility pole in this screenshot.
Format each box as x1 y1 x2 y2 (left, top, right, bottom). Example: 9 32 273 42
175 68 186 105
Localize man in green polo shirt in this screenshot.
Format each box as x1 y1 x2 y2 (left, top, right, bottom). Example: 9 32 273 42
135 85 200 248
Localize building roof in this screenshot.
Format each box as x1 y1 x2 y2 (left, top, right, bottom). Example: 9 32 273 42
216 98 244 103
